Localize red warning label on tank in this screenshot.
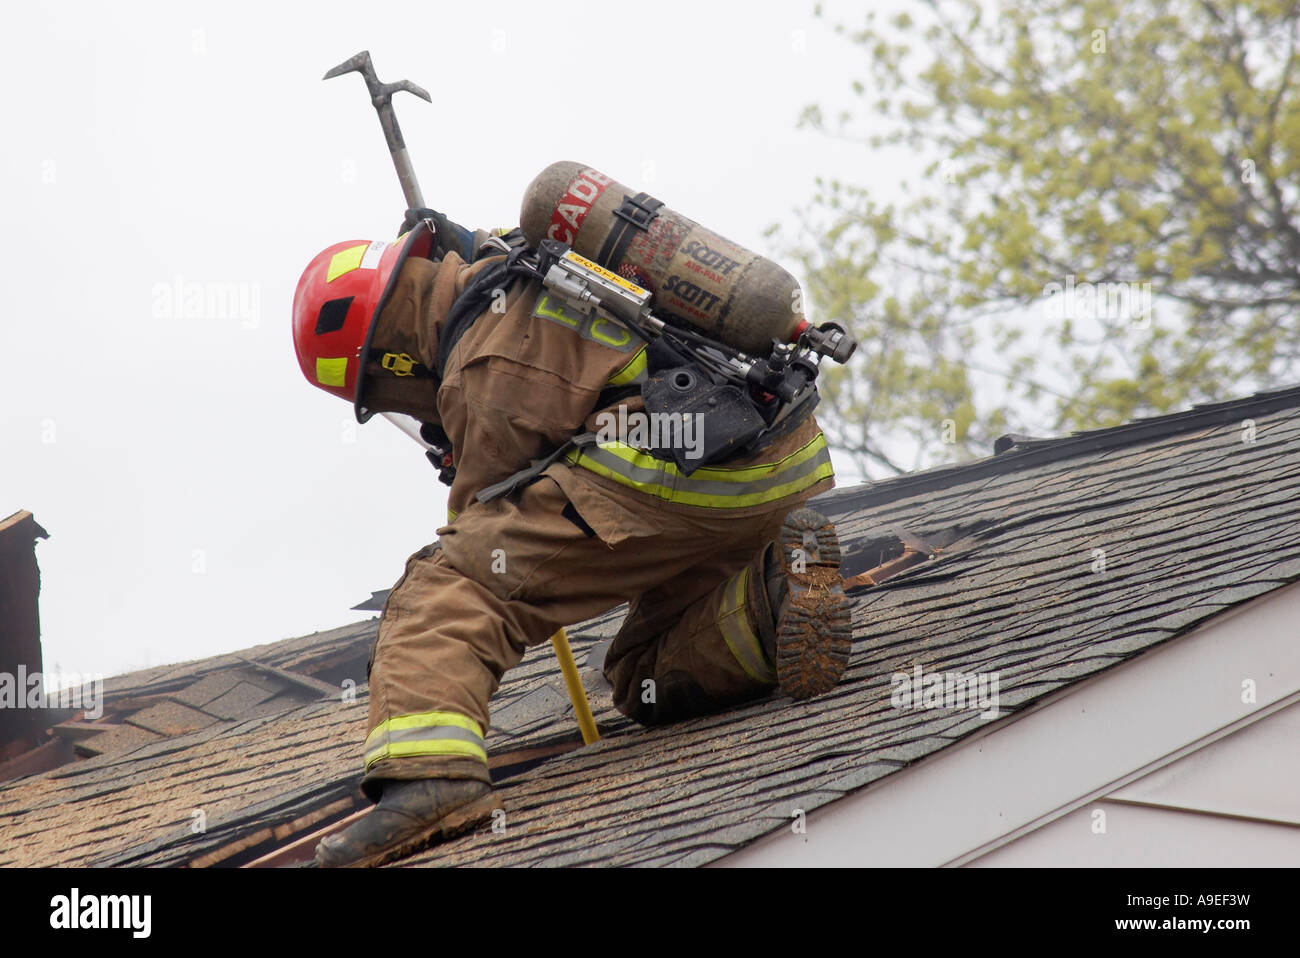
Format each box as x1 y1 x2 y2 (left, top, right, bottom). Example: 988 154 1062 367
547 167 613 245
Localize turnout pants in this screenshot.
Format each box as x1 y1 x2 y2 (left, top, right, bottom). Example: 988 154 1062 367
362 463 816 791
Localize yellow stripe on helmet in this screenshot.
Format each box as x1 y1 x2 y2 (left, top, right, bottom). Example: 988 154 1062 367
316 357 348 387
326 243 370 283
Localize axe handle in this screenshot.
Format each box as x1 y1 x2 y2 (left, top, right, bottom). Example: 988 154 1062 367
551 628 600 745
375 106 425 210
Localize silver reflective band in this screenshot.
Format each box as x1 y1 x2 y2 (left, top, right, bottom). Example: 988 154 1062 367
567 435 833 508
372 724 484 748
363 712 488 769
718 567 777 684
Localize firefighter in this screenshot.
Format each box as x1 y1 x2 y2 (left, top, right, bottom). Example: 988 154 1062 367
290 210 852 868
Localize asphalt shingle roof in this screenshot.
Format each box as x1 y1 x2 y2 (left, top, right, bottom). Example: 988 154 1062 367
4 386 1300 867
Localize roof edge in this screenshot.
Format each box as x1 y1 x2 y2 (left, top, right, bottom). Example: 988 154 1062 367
0 510 49 541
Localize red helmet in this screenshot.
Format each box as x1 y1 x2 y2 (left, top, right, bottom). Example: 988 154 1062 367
291 222 435 422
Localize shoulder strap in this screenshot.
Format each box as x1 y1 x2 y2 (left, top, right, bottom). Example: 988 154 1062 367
470 227 529 261
436 246 536 380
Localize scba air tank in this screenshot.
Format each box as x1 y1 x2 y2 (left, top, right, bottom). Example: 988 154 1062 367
520 161 805 355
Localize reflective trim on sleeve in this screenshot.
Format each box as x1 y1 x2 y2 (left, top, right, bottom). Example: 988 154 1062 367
718 567 777 684
606 346 648 387
564 432 833 508
364 710 487 770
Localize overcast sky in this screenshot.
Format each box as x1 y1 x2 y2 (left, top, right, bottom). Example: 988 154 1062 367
3 0 909 679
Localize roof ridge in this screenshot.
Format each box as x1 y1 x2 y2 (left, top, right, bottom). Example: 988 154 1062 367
821 382 1300 511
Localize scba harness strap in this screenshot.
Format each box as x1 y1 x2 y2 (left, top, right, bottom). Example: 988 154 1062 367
367 349 436 379
399 207 529 265
596 193 664 273
435 245 536 381
472 295 821 505
367 236 822 500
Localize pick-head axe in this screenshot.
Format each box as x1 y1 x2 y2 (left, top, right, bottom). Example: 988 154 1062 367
324 50 431 210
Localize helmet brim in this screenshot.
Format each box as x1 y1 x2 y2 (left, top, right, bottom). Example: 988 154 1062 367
353 220 436 424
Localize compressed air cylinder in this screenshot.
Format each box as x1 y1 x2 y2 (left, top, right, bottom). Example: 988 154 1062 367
520 161 805 355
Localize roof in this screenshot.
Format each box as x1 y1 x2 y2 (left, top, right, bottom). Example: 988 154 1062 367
3 386 1300 866
0 613 629 867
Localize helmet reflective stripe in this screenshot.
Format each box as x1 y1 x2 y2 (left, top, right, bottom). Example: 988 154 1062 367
327 239 389 283
564 433 833 509
718 567 776 684
363 710 487 771
316 357 349 387
326 243 370 282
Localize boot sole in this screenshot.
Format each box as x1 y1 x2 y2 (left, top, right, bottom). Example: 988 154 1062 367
776 507 852 700
343 791 503 869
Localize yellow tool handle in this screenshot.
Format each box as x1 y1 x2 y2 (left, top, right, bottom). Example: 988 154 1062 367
550 628 600 744
376 419 596 742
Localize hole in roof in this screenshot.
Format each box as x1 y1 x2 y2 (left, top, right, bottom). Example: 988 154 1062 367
841 518 1000 581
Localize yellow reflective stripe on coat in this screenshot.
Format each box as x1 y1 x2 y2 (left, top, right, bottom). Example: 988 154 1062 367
532 294 637 353
718 567 777 684
590 315 633 349
534 293 580 328
565 432 833 508
363 710 487 770
606 346 648 386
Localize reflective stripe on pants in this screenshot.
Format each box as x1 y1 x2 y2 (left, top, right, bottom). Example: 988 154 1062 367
363 709 487 772
717 566 777 684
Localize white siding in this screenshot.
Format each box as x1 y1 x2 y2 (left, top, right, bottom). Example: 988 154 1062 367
969 801 1300 867
718 580 1300 867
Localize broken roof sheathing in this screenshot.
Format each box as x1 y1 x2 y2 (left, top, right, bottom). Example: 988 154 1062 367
3 386 1300 867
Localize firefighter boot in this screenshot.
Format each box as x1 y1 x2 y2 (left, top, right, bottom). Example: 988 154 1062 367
314 778 499 868
762 507 853 699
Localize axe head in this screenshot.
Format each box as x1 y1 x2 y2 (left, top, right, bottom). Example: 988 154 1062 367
324 50 432 105
323 50 375 82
